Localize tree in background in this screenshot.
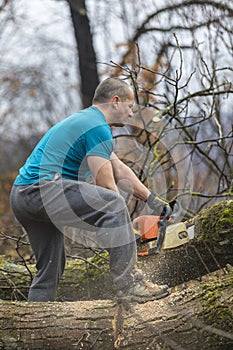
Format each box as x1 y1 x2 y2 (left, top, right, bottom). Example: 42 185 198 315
0 0 232 215
89 0 233 215
67 0 99 107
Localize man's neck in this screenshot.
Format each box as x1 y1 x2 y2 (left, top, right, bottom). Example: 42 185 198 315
92 103 110 122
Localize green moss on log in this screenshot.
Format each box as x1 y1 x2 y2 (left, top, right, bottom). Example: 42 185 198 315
199 267 233 349
57 251 111 300
201 278 233 330
193 200 233 242
0 252 111 301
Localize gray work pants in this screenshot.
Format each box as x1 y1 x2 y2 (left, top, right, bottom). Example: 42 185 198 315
10 176 137 301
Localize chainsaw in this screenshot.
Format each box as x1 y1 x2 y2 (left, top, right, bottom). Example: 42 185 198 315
133 202 194 256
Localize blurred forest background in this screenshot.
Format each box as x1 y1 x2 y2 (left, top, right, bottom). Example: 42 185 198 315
0 0 232 253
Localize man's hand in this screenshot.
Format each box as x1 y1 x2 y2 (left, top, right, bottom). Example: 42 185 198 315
147 193 172 218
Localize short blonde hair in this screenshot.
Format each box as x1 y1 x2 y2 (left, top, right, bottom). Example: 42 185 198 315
92 77 132 103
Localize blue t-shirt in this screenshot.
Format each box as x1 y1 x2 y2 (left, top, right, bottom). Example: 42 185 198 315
14 106 113 185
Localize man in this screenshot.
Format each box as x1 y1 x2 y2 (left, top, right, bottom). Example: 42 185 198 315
10 77 171 302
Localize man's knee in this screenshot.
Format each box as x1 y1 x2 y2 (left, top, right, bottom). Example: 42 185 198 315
102 191 128 213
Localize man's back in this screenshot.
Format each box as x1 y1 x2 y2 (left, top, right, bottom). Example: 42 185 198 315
14 106 113 185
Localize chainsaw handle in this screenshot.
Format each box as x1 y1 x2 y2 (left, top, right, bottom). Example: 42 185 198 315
170 199 183 219
160 205 172 221
148 221 167 255
159 199 183 221
147 208 170 255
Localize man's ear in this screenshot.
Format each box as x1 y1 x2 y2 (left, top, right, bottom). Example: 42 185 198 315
112 95 120 108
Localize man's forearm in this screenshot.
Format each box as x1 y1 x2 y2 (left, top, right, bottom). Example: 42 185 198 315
87 155 119 193
111 155 172 217
112 157 150 201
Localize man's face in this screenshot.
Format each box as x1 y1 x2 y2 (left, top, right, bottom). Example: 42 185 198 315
110 91 135 127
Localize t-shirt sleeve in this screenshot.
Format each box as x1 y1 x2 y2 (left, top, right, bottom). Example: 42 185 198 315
84 125 113 160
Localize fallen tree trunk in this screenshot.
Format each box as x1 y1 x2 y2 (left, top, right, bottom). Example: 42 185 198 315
0 200 232 301
0 267 233 350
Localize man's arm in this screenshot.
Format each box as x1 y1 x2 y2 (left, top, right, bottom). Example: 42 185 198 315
88 153 171 216
110 153 150 201
87 155 119 193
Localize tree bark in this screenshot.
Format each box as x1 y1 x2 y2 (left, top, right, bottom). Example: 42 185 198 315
0 268 232 350
67 0 99 107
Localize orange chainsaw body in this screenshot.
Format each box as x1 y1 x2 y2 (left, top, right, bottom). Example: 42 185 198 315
133 215 160 242
133 215 160 256
133 215 189 256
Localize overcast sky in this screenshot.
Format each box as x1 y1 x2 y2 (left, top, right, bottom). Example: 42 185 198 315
1 0 232 137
